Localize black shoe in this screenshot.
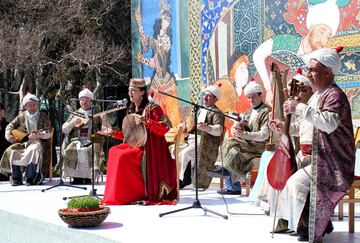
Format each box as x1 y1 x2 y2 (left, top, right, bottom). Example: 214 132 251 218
290 231 299 237
83 179 92 185
207 166 231 178
71 178 83 185
297 234 309 242
25 181 34 186
179 179 192 189
217 188 241 195
323 221 334 236
11 179 23 186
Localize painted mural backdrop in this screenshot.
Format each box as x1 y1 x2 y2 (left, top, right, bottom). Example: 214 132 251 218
132 0 360 127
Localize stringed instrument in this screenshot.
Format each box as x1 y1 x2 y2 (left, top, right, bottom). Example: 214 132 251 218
71 104 127 128
266 64 298 191
11 127 51 143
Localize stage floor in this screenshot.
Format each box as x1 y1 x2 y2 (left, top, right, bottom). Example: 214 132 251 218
0 177 359 243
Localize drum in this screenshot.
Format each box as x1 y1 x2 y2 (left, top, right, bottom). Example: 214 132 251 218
122 114 147 147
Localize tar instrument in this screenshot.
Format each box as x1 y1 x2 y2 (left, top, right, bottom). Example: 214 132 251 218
122 113 147 147
11 127 50 143
72 104 127 128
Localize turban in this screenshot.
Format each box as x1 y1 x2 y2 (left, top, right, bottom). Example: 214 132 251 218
307 46 343 75
78 88 94 99
244 81 262 96
289 68 311 87
22 93 38 106
204 84 221 99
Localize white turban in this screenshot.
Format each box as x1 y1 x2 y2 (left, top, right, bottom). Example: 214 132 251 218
306 0 339 37
243 82 262 96
204 85 221 99
307 47 342 75
22 93 38 106
288 68 311 87
78 88 94 99
290 73 311 87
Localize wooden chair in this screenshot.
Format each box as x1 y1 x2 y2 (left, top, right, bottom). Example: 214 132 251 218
337 126 360 233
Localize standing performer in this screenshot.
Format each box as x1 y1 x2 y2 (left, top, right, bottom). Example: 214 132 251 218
62 87 106 184
0 94 51 186
98 78 177 205
281 46 355 242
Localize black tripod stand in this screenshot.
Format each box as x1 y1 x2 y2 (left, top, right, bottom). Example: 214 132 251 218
158 91 228 219
42 99 87 192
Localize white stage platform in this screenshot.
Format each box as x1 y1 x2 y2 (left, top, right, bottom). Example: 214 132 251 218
0 178 359 243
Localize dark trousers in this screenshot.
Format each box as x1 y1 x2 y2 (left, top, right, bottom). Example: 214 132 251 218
12 163 37 182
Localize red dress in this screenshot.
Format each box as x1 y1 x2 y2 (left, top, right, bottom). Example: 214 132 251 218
102 104 177 205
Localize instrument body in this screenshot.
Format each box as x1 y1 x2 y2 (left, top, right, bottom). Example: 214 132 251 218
122 113 147 148
266 63 297 190
11 127 50 143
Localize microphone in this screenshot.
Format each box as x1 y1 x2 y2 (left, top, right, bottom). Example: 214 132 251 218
226 112 242 122
108 98 128 108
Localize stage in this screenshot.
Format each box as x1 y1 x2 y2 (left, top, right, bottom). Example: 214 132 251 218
0 178 359 243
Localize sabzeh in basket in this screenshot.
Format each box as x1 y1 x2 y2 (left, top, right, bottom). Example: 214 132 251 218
58 196 110 227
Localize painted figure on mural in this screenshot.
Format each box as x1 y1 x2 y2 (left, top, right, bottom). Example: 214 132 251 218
253 0 340 105
135 0 181 126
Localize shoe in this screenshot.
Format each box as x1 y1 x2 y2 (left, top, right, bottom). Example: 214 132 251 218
297 234 309 242
71 178 83 185
179 179 191 189
323 221 334 236
271 219 289 233
217 188 241 195
290 231 299 237
25 181 33 186
207 166 231 178
11 180 23 186
83 179 92 185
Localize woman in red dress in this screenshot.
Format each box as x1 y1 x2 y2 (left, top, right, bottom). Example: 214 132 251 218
98 78 177 205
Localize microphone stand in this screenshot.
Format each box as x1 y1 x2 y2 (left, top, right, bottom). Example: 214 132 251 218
42 98 87 192
158 91 234 220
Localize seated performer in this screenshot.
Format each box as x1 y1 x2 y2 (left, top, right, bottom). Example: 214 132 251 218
177 84 224 190
62 87 107 184
270 47 354 242
98 78 177 205
253 69 314 208
209 81 271 195
0 93 51 186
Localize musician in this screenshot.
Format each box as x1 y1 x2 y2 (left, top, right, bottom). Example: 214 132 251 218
276 46 354 242
62 87 107 184
0 103 11 181
209 81 271 195
265 71 314 232
98 78 177 205
177 84 224 190
0 94 51 186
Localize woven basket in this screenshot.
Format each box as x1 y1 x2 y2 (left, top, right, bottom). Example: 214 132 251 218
58 207 110 227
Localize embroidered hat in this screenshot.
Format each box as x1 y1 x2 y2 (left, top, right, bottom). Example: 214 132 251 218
129 78 146 88
204 83 221 99
244 79 262 96
307 46 343 75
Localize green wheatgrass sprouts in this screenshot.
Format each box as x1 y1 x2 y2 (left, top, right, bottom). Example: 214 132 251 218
67 196 100 209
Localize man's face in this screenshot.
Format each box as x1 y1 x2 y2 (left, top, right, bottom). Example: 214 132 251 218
306 59 331 90
203 91 217 107
79 97 92 110
296 86 313 103
25 101 38 114
246 93 262 108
